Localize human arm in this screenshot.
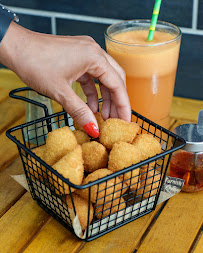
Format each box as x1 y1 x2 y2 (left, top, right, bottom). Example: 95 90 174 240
0 17 131 137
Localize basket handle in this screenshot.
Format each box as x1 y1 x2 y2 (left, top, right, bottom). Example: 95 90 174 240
9 87 50 117
9 87 52 132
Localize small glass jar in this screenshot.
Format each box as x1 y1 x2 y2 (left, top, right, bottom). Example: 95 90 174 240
169 124 203 192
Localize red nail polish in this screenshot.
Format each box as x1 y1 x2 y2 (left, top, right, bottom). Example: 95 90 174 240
83 122 99 138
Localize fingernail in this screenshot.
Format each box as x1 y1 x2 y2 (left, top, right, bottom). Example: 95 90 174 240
83 122 99 138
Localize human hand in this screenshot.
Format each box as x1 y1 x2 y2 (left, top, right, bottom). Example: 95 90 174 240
0 22 131 137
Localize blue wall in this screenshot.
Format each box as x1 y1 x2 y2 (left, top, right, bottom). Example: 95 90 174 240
1 0 203 101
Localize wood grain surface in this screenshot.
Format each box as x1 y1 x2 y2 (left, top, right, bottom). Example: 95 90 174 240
0 69 202 253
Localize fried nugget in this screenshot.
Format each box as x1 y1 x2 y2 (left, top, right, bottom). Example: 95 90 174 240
136 167 161 199
73 112 104 134
94 112 104 130
132 134 162 161
108 142 141 189
73 121 85 132
28 145 47 180
99 118 140 149
95 196 126 219
73 130 90 145
49 145 84 194
44 126 77 165
66 193 93 231
82 141 108 173
76 168 126 204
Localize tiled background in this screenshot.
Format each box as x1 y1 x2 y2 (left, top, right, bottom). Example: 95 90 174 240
1 0 203 101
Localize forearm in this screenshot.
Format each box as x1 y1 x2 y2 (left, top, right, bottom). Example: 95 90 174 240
0 21 29 73
0 4 21 72
0 5 131 131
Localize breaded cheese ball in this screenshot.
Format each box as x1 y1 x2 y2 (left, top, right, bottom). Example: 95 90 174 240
44 126 77 165
95 196 126 219
73 112 104 133
136 167 161 199
99 118 140 149
28 145 47 180
73 130 90 145
73 121 84 132
50 145 84 194
76 169 126 204
66 193 93 231
108 142 141 188
94 111 104 130
132 134 162 161
82 141 108 173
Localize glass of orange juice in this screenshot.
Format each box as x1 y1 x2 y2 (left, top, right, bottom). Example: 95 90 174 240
105 20 181 128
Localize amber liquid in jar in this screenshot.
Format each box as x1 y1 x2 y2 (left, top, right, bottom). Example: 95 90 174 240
169 151 203 192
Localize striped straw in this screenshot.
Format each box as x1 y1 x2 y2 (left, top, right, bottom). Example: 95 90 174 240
147 0 162 41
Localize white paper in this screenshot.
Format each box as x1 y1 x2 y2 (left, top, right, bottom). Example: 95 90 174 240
10 174 184 239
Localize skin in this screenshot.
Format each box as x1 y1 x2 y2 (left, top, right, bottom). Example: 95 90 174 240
0 22 131 132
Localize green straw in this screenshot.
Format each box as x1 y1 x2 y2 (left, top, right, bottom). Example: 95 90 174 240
147 0 162 41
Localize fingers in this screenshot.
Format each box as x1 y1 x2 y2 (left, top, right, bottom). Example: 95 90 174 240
88 54 131 122
77 73 98 113
110 102 119 118
99 81 111 120
102 49 126 86
59 86 99 138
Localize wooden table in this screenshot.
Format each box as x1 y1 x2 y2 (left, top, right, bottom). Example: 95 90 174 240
0 69 203 253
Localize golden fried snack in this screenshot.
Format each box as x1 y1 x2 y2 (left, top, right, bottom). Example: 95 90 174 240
76 169 126 204
44 126 77 165
73 130 90 145
136 167 161 199
66 193 93 231
49 145 84 194
108 142 141 189
94 112 104 130
82 141 108 173
132 134 162 161
95 196 126 219
73 112 104 133
99 118 140 149
28 145 47 180
73 121 85 132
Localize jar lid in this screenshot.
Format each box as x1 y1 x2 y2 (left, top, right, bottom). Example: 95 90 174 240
173 124 203 152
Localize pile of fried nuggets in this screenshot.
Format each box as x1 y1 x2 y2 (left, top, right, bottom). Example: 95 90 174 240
29 112 162 231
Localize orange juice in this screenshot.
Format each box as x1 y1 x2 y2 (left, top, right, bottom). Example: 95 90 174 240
105 20 181 128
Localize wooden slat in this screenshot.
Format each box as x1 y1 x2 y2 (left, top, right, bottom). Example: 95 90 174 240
0 158 26 217
0 192 50 253
168 117 176 131
172 119 197 130
0 86 9 103
79 205 163 253
137 191 203 253
0 69 26 89
193 233 203 253
52 100 63 113
171 96 203 122
23 218 84 253
0 97 25 134
0 116 25 171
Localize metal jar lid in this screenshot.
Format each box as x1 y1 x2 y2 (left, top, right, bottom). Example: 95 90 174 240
173 124 203 152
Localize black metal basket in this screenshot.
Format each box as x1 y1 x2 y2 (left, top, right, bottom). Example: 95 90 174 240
6 87 185 241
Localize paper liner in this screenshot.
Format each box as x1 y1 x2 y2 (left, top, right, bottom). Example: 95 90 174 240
10 174 184 239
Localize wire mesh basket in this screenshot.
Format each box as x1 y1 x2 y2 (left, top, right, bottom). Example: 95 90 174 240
6 87 185 241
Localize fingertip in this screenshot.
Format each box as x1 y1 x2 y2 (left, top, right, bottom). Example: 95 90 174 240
83 122 99 138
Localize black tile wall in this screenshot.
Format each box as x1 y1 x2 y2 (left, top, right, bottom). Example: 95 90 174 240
3 0 192 28
17 14 51 34
175 33 203 100
0 0 202 101
198 0 203 29
56 19 108 49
